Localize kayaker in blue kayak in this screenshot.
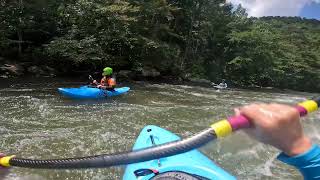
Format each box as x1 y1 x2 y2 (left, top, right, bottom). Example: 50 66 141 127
92 67 116 90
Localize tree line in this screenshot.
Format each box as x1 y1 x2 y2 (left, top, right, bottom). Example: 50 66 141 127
0 0 319 91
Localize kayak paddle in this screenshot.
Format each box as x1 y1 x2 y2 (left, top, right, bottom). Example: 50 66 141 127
0 97 318 169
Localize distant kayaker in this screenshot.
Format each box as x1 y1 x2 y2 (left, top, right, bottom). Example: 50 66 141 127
218 79 227 88
211 79 228 89
237 103 320 179
92 67 116 90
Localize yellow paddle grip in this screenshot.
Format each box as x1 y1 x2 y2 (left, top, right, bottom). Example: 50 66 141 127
211 120 232 138
299 100 318 113
0 155 15 167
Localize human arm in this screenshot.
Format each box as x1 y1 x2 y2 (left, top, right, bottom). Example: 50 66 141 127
92 80 98 85
278 144 320 180
237 104 320 179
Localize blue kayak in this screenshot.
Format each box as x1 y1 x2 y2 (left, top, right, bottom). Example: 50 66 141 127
123 125 236 180
58 86 130 99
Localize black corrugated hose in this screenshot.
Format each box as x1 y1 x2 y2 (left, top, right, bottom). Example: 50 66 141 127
9 128 216 169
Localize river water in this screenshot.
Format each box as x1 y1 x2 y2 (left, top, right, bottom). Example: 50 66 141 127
0 78 319 180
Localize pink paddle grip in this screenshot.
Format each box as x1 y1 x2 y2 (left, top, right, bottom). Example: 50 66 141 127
228 106 308 131
228 115 250 131
295 106 308 117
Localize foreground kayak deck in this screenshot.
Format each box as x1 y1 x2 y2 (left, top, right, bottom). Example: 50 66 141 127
58 86 130 99
123 125 236 180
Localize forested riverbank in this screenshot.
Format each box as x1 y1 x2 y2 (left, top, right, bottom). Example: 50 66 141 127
0 0 319 91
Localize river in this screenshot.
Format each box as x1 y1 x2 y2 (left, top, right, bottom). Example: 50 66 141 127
0 78 319 180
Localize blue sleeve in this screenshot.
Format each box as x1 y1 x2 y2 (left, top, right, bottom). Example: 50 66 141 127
277 144 320 180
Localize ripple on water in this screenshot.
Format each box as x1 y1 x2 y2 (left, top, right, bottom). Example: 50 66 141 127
0 82 319 180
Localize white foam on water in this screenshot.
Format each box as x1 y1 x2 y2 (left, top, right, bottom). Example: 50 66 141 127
157 91 184 97
0 96 14 101
5 174 44 180
254 153 278 177
150 100 175 105
175 85 195 89
305 125 320 143
0 88 35 92
1 82 319 180
26 97 53 118
235 148 260 159
15 95 32 99
187 92 218 99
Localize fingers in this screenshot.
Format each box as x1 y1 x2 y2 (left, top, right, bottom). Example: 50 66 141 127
237 103 300 128
239 103 268 120
234 108 240 116
236 102 308 155
269 104 299 116
238 103 279 128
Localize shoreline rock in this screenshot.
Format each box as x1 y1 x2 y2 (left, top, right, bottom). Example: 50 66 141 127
0 64 24 76
0 61 57 78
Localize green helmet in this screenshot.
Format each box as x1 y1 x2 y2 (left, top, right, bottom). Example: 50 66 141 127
102 67 113 76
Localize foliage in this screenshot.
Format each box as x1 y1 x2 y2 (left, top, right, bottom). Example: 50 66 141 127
0 1 319 91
